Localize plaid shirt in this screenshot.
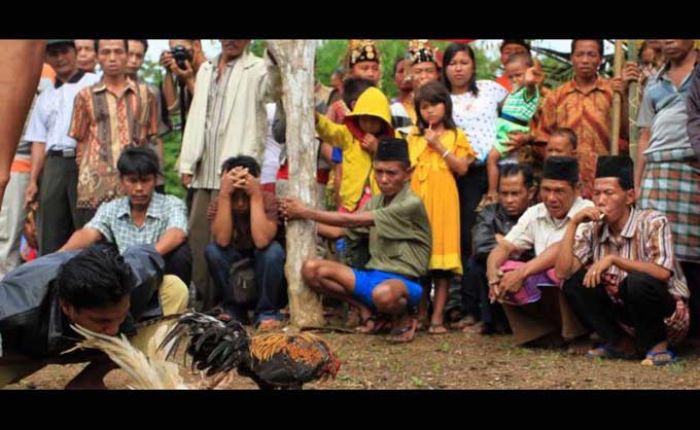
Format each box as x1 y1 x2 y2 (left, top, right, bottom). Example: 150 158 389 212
573 207 689 299
85 193 188 254
501 86 540 122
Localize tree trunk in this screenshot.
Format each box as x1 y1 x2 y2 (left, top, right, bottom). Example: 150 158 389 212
266 40 325 328
627 40 640 163
610 40 624 156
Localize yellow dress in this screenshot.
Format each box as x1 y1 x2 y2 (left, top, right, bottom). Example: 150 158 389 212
407 127 475 275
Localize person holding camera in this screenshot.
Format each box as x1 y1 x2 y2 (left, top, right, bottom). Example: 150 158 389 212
159 39 207 130
204 156 286 331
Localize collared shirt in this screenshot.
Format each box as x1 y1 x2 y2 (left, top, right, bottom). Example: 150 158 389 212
536 77 617 198
69 78 158 209
505 197 594 255
23 70 99 152
193 55 238 190
573 207 689 299
638 61 695 156
85 193 188 254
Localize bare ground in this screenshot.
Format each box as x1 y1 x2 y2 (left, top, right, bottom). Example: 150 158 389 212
5 324 700 390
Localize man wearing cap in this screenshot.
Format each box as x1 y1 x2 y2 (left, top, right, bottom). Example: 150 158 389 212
281 138 431 343
486 156 593 347
23 40 100 256
407 40 441 91
557 155 690 366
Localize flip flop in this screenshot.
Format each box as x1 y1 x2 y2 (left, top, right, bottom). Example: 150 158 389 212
641 350 677 366
388 318 418 343
586 343 629 359
428 323 448 335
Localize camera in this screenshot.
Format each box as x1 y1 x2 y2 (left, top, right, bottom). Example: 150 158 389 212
171 45 193 70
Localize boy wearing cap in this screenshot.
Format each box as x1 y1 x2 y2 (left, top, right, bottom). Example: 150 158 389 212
557 155 690 366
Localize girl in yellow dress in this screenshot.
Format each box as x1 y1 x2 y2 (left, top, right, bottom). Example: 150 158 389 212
407 81 475 334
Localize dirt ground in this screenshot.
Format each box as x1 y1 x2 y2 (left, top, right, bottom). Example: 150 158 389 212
6 323 700 390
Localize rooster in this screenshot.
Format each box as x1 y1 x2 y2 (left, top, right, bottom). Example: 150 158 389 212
158 312 341 390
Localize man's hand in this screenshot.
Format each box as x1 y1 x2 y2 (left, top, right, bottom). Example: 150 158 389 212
280 197 308 220
487 269 504 303
503 131 532 152
160 50 194 82
583 255 616 288
239 172 262 197
207 198 218 221
24 180 38 208
571 207 604 226
181 174 193 189
497 268 526 300
219 170 236 196
611 62 641 95
360 133 379 154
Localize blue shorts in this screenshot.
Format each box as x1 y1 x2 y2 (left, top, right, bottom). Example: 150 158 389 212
351 269 423 310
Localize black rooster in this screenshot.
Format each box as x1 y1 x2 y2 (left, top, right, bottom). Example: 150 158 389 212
159 313 340 390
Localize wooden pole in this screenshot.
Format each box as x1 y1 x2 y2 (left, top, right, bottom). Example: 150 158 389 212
627 40 640 163
266 40 325 328
611 40 624 155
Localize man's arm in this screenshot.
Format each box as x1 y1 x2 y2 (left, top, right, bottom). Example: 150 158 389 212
608 255 672 281
317 223 345 239
555 207 603 279
249 191 278 249
212 191 234 248
0 40 46 205
687 63 700 162
154 228 187 256
635 127 651 192
282 196 375 228
24 142 46 206
486 240 519 286
59 228 103 252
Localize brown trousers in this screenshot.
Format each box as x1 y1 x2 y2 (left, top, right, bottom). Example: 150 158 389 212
188 188 218 310
502 285 588 346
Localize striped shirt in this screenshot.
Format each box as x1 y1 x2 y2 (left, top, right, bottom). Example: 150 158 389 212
573 207 689 299
69 78 158 209
85 193 188 254
193 56 237 190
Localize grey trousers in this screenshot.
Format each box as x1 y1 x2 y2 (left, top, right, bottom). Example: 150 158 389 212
37 156 79 256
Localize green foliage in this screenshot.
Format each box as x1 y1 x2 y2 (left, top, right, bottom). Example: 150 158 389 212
162 129 185 198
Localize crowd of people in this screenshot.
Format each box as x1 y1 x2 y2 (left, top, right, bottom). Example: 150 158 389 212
1 38 699 389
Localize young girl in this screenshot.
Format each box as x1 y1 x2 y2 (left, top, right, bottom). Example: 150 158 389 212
407 81 475 334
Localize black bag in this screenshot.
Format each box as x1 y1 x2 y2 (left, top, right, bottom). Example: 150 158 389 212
229 258 257 304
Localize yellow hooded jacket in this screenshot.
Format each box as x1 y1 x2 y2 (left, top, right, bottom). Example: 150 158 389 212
316 87 396 212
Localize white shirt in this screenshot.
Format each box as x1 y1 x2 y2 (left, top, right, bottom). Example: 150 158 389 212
23 71 100 152
261 103 282 185
505 197 594 256
451 80 508 163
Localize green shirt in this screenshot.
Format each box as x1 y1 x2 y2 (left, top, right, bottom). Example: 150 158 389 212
347 183 432 278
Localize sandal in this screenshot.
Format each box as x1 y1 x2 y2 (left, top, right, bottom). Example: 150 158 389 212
450 315 477 330
428 323 448 335
586 343 629 359
641 350 677 366
388 318 418 343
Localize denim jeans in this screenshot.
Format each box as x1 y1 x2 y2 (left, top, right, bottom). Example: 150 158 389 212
204 241 287 324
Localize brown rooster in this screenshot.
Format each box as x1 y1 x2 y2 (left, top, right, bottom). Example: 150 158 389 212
158 312 340 390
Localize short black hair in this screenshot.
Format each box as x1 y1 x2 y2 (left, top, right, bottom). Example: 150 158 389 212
221 155 261 177
505 52 534 68
342 77 375 109
95 39 129 53
57 244 134 311
551 128 578 150
500 40 531 53
571 39 604 57
117 146 160 177
500 163 534 189
128 39 149 53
